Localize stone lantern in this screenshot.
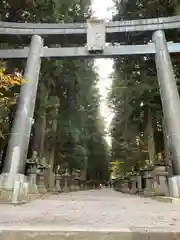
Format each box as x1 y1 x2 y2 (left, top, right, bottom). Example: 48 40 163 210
142 167 154 196
62 169 70 192
36 157 49 193
54 165 62 193
26 151 39 193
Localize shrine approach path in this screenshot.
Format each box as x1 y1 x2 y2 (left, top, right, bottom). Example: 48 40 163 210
0 189 180 239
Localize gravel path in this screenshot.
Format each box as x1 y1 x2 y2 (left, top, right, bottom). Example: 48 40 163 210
0 189 180 230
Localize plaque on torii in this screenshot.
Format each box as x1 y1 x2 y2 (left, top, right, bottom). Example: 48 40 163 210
86 18 105 53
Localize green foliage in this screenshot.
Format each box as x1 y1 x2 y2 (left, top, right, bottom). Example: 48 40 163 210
0 0 109 181
110 0 180 173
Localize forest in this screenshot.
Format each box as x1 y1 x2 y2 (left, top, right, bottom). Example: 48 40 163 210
0 0 180 182
110 0 180 175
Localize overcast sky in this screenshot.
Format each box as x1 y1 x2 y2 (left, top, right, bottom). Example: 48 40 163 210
91 0 114 146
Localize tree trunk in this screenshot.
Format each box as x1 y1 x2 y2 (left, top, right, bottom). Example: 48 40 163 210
146 107 156 166
39 115 46 157
32 118 41 153
84 157 88 181
32 115 46 157
81 157 88 181
48 107 59 190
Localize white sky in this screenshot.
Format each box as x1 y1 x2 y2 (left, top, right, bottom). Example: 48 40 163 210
91 0 114 19
91 0 114 146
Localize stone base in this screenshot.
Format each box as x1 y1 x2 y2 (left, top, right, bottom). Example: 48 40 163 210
37 175 47 194
0 173 50 203
70 184 76 191
28 187 39 194
0 189 13 202
38 187 47 194
0 173 27 189
122 188 137 195
153 175 169 196
27 192 50 201
114 187 137 195
152 196 180 203
63 186 69 193
75 185 80 191
0 188 28 204
84 184 88 190
143 190 164 197
0 173 28 203
52 187 62 194
28 174 39 194
53 180 62 193
169 176 180 198
137 189 144 194
0 229 180 240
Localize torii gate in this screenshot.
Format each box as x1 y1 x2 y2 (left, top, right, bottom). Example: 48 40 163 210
1 16 180 197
